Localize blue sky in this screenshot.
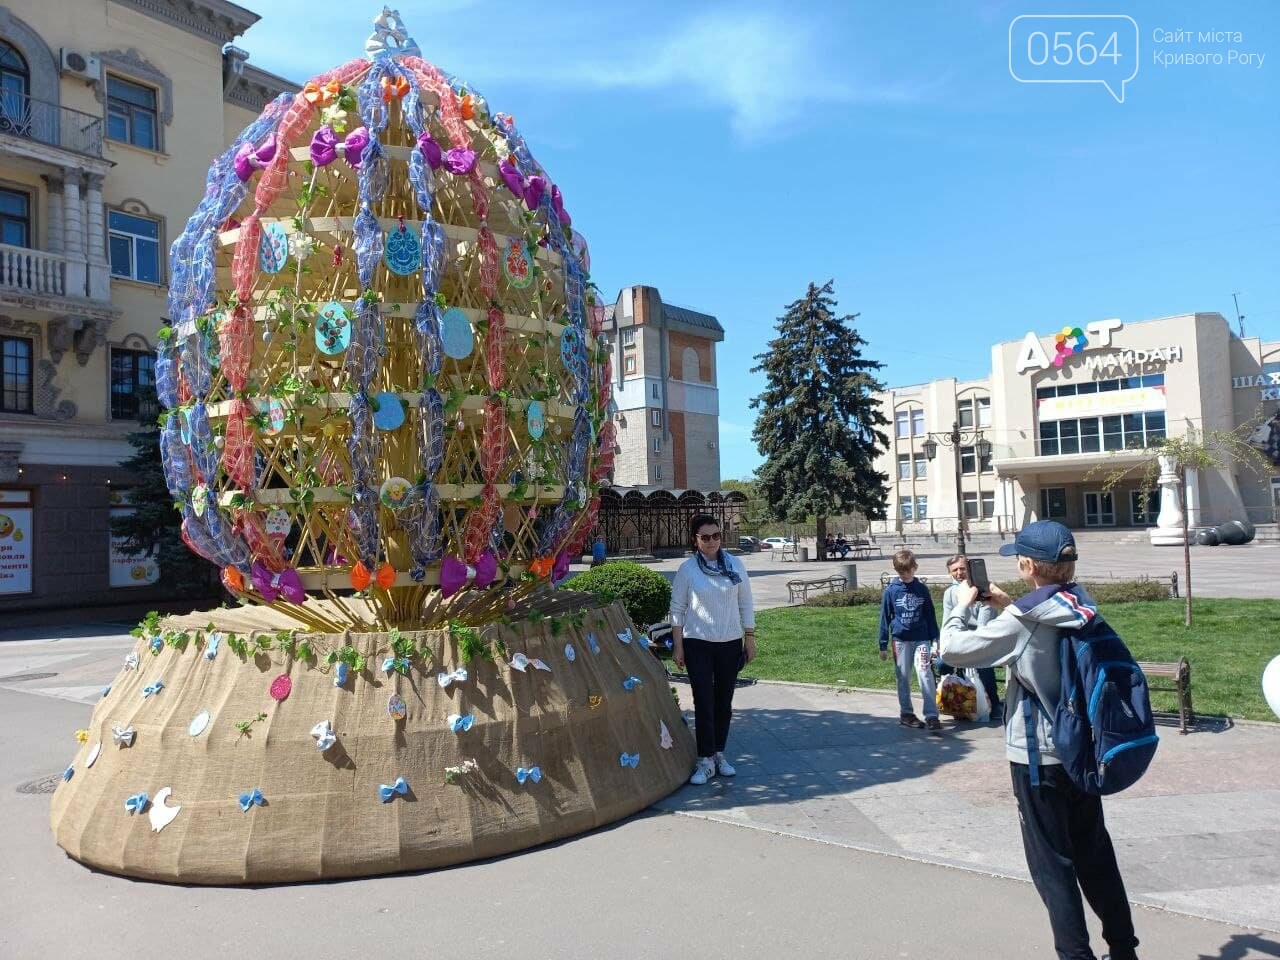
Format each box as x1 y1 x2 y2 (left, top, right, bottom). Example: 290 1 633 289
239 0 1280 480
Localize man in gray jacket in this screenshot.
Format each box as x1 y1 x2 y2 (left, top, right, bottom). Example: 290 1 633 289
939 554 1002 721
940 521 1139 960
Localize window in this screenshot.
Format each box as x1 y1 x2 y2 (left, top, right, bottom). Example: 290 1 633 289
651 409 661 427
1039 412 1165 457
624 355 636 375
0 41 29 135
981 491 994 518
900 498 914 521
1039 420 1059 456
897 454 911 480
959 445 992 475
1 335 32 412
0 187 29 247
914 456 927 479
654 466 662 482
106 75 158 150
1036 373 1166 400
109 210 160 283
915 495 928 519
895 410 909 438
652 437 660 454
962 492 978 519
111 348 155 421
958 396 989 429
651 382 658 399
621 328 635 348
1039 487 1068 519
961 492 993 519
1130 489 1159 526
911 409 925 436
1079 416 1100 453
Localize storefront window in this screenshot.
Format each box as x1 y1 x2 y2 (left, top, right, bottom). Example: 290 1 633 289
1080 417 1100 452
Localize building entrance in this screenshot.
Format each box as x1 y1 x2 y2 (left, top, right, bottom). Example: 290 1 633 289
1084 490 1116 527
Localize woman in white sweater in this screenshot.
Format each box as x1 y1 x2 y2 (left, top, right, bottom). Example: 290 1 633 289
669 514 756 785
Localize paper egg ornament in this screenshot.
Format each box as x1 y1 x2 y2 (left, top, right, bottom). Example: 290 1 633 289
51 7 694 890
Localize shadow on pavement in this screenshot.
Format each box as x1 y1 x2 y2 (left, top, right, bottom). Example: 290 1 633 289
1197 933 1280 959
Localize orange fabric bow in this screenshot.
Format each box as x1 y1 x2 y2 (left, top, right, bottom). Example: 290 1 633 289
303 80 341 105
222 566 245 592
530 556 554 579
460 94 475 120
351 561 396 591
381 75 410 102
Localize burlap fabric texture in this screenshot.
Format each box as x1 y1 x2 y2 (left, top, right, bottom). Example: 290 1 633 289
50 598 695 883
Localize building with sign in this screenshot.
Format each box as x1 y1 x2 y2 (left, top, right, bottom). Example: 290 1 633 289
0 0 294 617
875 312 1280 536
599 285 723 490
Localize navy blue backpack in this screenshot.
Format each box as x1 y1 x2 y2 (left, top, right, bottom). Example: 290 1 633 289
1023 606 1159 796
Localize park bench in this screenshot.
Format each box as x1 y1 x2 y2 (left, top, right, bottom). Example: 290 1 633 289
777 542 799 561
878 571 947 587
1137 657 1193 734
788 575 848 603
849 537 881 560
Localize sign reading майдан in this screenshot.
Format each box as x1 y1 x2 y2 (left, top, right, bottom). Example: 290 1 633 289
1015 319 1185 375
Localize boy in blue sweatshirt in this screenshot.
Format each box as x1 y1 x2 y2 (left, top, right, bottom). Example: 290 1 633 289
878 548 942 734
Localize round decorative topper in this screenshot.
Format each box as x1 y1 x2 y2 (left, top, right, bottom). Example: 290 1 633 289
270 675 292 701
265 508 291 538
189 709 211 738
440 307 473 359
502 237 533 288
384 222 421 275
372 391 406 431
85 742 101 768
259 223 289 274
387 693 407 720
315 301 352 355
527 400 546 440
380 477 413 511
256 397 287 435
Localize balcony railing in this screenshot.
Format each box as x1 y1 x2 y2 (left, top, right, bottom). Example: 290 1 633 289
0 91 104 158
0 243 67 297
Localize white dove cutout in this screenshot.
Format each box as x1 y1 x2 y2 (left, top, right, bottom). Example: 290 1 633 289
149 787 180 833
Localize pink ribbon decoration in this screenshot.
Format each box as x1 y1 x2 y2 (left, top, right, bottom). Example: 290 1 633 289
551 184 571 226
251 562 306 603
233 137 278 183
310 125 370 168
417 131 443 170
442 147 477 176
439 550 498 597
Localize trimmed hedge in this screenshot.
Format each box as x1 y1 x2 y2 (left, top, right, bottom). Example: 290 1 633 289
563 560 672 627
806 578 1170 608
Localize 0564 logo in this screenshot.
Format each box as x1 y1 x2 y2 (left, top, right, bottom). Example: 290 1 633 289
1009 15 1140 102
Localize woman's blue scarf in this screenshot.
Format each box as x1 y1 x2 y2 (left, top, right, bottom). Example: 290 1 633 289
696 549 741 585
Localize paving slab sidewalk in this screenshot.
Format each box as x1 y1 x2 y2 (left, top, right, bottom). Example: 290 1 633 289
656 679 1280 933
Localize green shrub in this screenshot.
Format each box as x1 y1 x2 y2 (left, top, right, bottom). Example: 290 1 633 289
1082 579 1171 603
806 586 882 607
808 578 1169 608
564 560 672 626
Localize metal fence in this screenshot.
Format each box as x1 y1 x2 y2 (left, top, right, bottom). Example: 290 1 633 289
0 91 104 158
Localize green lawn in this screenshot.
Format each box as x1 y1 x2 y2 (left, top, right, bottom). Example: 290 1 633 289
747 599 1280 722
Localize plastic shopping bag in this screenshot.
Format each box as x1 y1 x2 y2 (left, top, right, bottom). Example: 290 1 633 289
964 668 991 722
936 673 978 721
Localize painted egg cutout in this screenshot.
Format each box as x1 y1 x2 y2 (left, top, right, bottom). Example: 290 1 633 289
256 397 287 435
259 222 289 274
265 509 291 538
189 709 212 738
372 391 406 431
384 222 422 276
527 400 546 440
315 301 352 355
440 307 474 359
387 693 407 720
380 477 413 511
502 237 533 288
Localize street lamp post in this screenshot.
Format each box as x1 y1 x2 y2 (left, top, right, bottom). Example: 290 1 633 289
922 421 992 557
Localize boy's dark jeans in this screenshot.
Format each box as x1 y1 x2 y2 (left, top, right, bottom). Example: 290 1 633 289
1010 762 1139 960
683 637 743 757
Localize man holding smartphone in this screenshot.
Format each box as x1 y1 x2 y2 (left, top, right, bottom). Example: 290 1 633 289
939 555 1003 723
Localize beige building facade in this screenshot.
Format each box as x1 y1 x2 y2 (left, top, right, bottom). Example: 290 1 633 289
0 0 293 615
875 312 1280 536
601 285 723 491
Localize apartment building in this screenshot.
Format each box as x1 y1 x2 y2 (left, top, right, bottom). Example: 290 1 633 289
0 0 293 614
874 312 1280 535
600 285 723 490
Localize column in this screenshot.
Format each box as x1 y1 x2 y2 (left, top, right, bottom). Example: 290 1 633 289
42 174 64 253
84 173 109 302
1184 467 1202 530
62 171 87 298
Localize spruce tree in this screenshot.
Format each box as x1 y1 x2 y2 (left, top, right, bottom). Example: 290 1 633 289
750 281 890 558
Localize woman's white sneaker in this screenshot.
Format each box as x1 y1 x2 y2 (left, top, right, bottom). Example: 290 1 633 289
689 757 716 785
714 753 736 777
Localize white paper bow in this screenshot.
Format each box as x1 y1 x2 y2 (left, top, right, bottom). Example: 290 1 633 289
310 720 337 751
112 723 135 747
123 653 139 671
437 667 468 688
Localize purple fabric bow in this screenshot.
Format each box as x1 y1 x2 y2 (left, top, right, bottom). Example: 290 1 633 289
439 551 498 597
498 157 525 198
251 562 306 603
417 131 442 170
442 147 477 176
233 137 278 183
310 125 370 169
523 174 546 211
552 550 572 584
551 185 571 226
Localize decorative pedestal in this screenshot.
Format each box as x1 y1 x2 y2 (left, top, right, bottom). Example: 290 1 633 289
1150 454 1186 546
50 598 695 884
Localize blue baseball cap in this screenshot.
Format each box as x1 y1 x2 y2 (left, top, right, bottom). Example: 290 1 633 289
998 520 1078 562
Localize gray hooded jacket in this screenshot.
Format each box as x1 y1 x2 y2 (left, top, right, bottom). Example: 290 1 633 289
939 583 1098 766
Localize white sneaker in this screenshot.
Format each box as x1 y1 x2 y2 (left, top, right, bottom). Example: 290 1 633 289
715 753 736 777
688 757 716 785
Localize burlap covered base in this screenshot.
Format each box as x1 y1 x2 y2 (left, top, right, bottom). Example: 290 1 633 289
50 598 695 884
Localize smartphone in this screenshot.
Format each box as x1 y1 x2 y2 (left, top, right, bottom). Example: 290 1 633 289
967 558 991 598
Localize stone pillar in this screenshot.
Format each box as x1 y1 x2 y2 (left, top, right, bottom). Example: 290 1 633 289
1149 454 1186 546
43 174 64 253
62 171 87 298
84 174 110 302
1184 467 1202 530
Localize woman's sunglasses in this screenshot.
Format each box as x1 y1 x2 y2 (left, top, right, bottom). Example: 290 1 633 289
698 532 722 542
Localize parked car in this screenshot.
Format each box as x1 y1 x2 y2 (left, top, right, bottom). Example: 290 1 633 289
738 536 760 552
761 536 794 550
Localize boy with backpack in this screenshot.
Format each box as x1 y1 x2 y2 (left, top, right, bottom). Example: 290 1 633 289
878 548 943 735
940 521 1149 960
